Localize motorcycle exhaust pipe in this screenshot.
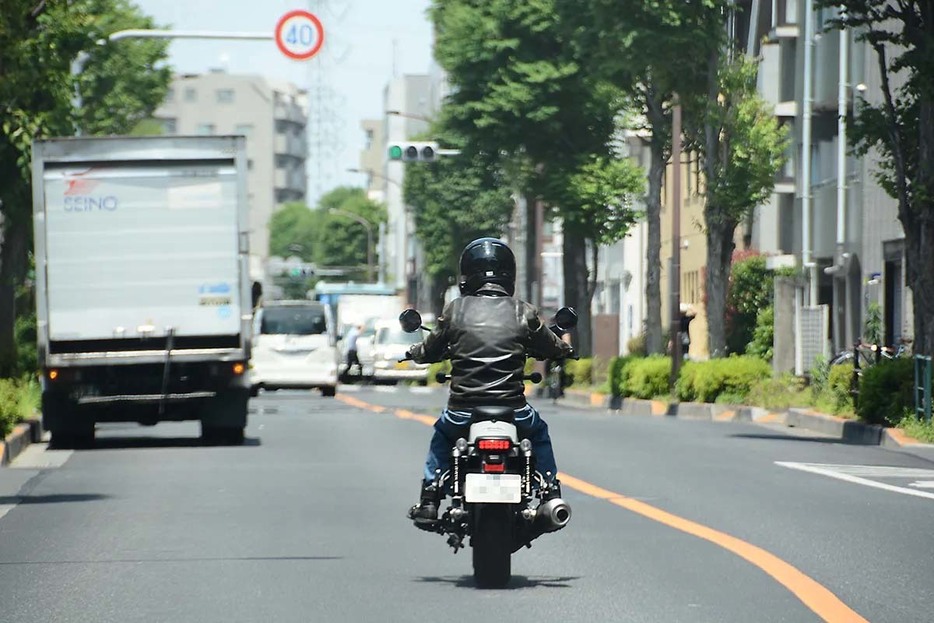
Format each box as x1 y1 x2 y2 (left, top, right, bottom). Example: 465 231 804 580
534 498 572 533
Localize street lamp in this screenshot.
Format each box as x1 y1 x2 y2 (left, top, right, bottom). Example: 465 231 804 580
71 29 274 129
347 167 401 189
328 208 375 283
386 110 432 123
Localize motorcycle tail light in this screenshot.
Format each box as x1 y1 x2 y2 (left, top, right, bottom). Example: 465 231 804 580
477 439 511 451
482 462 506 473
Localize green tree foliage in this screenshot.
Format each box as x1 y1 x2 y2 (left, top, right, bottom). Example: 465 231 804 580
268 188 387 282
73 0 171 136
694 53 788 357
820 3 934 355
268 202 317 261
313 187 386 279
403 129 514 314
0 0 170 375
430 0 642 355
560 0 726 355
726 252 769 354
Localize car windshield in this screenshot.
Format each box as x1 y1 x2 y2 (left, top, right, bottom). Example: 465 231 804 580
375 327 422 346
260 307 327 335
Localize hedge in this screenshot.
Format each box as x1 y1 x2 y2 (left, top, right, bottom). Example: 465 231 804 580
857 358 914 426
0 377 40 438
676 356 772 403
624 356 671 399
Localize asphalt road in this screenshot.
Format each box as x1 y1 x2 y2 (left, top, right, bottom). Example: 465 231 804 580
1 385 933 622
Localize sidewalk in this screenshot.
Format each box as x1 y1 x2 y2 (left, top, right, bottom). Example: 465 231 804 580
558 389 934 462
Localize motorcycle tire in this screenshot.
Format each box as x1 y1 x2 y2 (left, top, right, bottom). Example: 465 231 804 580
472 504 513 589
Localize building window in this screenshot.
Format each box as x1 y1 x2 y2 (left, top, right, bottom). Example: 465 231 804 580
184 87 197 102
162 118 177 134
196 123 215 135
216 89 235 104
365 129 374 149
247 159 254 171
165 88 175 102
235 123 253 138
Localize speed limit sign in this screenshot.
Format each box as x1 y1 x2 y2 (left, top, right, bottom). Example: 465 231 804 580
275 10 325 61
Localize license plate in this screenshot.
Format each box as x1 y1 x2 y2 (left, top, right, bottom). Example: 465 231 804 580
464 473 522 504
394 361 411 370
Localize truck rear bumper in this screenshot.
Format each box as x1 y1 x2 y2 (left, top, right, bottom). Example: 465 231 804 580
77 391 217 405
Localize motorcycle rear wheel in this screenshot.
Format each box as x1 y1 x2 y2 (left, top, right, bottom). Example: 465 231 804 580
472 504 512 589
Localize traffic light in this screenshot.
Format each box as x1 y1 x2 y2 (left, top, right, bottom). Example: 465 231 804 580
387 142 438 163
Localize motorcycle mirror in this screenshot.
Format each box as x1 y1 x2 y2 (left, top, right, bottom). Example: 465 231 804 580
553 307 578 332
399 309 423 333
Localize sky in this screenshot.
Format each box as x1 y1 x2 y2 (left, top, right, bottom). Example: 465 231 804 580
132 0 435 203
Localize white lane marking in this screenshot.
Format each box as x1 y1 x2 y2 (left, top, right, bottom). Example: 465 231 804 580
337 384 362 392
909 481 934 489
776 462 934 501
10 444 74 469
0 504 18 521
410 386 434 394
0 444 75 522
373 386 398 394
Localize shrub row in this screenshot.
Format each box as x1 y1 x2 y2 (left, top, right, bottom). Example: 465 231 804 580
0 377 40 438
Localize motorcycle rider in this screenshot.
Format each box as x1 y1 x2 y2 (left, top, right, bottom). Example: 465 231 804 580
406 237 573 525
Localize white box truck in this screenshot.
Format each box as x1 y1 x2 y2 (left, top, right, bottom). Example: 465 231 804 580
32 136 253 447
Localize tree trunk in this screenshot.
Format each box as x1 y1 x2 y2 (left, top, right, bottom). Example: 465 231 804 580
902 210 934 356
704 217 737 358
644 126 665 355
563 228 592 357
0 214 29 376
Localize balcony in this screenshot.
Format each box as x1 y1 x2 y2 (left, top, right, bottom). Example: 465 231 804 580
275 133 306 158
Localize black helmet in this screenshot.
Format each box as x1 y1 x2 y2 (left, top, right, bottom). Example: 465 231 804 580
458 237 516 296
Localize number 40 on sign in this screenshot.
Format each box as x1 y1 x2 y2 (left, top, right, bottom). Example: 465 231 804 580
275 10 325 61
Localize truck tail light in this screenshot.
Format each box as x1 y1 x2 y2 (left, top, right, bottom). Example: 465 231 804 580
232 363 246 375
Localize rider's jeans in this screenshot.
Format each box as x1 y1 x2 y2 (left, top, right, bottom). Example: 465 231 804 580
423 403 558 483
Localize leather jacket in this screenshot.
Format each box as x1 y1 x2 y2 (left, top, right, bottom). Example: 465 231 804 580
408 284 572 410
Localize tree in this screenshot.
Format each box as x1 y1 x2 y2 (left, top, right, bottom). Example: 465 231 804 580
268 202 317 261
73 0 171 136
692 53 788 357
403 128 514 316
560 0 726 356
0 0 169 375
430 0 642 355
820 3 934 356
312 187 386 281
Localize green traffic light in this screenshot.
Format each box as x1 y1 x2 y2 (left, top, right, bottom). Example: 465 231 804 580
388 145 403 160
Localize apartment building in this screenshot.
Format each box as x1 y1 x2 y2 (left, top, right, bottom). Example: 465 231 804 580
745 0 909 352
154 70 308 260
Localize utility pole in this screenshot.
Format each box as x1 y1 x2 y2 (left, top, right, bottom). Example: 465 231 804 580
669 97 683 393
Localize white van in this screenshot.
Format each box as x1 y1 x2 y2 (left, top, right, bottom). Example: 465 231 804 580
250 301 340 397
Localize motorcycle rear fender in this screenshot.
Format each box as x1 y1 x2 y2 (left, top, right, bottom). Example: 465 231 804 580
468 421 518 444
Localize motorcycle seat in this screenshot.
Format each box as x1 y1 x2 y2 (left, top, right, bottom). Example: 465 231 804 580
470 406 515 423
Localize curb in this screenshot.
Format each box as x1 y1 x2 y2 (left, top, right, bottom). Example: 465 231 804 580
1 418 43 467
559 389 920 448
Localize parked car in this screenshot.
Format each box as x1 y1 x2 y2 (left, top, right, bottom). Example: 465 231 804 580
370 320 430 385
250 301 340 397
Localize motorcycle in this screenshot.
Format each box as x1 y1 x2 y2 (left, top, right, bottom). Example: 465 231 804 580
398 306 577 589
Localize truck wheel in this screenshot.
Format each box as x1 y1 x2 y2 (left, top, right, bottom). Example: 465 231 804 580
44 392 95 449
201 424 245 446
321 386 337 397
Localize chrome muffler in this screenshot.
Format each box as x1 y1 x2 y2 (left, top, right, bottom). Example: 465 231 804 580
533 498 572 533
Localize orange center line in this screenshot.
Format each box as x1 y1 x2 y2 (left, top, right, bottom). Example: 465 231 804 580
339 393 868 622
